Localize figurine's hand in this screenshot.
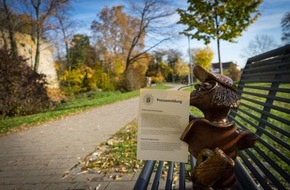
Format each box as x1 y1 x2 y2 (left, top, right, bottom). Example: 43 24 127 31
193 148 235 186
236 129 257 150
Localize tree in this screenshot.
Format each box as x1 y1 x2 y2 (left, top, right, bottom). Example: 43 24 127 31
166 49 182 82
227 63 241 81
70 34 96 69
178 0 262 74
0 0 18 56
52 3 76 70
91 6 138 57
91 5 141 78
21 0 70 72
281 11 290 44
172 58 189 82
126 0 176 70
241 35 278 58
192 47 214 71
146 50 172 83
167 49 182 68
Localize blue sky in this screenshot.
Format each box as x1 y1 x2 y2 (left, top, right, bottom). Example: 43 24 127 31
70 0 289 68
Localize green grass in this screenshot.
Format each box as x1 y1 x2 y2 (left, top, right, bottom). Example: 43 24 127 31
0 90 139 135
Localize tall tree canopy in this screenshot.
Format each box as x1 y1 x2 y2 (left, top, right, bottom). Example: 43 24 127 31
91 6 140 57
177 0 262 74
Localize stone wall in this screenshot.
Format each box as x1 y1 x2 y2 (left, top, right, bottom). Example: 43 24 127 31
0 31 59 88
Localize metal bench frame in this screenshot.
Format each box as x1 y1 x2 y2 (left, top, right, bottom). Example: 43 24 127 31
134 44 290 190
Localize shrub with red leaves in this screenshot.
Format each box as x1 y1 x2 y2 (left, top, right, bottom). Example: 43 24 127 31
0 49 52 117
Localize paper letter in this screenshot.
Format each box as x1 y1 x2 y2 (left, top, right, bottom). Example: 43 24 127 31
137 89 190 163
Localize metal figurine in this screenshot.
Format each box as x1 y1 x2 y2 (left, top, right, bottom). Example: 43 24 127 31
181 65 257 190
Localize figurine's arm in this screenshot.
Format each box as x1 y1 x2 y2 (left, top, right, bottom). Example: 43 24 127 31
236 129 257 150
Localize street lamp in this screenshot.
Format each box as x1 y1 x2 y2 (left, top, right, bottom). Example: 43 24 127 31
188 36 194 85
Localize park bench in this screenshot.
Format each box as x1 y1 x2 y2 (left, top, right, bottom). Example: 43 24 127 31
133 44 290 190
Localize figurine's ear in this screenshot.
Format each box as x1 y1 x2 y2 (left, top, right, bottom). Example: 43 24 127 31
212 85 239 108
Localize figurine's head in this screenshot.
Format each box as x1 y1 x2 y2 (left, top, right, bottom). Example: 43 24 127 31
190 65 240 116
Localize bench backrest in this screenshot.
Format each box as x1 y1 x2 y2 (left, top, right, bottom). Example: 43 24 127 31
229 44 290 190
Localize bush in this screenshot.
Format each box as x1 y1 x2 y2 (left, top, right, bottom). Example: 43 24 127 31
0 49 51 118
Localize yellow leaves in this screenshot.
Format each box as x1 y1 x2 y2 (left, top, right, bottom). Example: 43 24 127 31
111 58 125 75
192 46 214 70
173 59 190 78
81 119 144 174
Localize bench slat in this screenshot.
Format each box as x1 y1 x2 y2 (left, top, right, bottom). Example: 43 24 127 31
254 148 290 181
165 162 174 189
239 152 272 189
244 149 287 190
230 109 289 137
238 85 290 93
133 160 156 190
151 161 164 190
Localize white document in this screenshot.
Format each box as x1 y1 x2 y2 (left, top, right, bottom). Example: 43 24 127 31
137 89 190 163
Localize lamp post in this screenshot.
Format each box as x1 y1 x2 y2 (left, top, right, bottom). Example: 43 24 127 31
188 36 193 85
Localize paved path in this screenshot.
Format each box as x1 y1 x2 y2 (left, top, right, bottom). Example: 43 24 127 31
0 97 140 190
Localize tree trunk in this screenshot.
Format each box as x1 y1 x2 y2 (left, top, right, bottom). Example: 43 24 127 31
214 13 222 74
33 0 41 72
34 36 40 72
217 38 222 74
3 0 18 57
